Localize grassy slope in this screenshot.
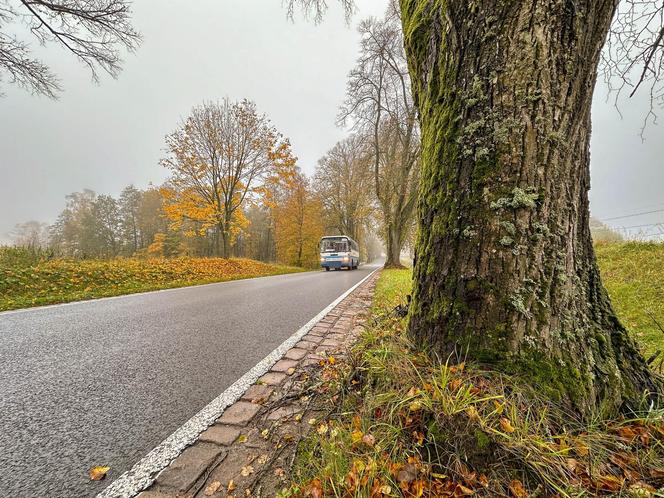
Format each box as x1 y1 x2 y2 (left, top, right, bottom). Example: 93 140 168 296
0 256 303 312
287 268 664 498
596 241 664 360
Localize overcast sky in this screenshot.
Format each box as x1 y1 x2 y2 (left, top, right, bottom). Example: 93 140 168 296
0 0 662 242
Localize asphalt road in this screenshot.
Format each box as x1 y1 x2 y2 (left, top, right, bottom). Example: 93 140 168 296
0 263 379 498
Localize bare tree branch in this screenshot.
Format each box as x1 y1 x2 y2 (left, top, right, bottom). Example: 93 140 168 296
602 0 664 132
0 0 140 97
283 0 354 23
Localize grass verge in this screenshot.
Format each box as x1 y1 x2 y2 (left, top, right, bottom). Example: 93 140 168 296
0 255 303 311
596 242 664 362
285 269 664 498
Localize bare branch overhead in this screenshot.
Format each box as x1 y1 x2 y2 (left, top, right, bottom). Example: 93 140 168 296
0 0 140 97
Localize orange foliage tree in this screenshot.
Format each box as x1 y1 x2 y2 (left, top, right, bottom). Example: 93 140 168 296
160 99 292 258
273 171 324 268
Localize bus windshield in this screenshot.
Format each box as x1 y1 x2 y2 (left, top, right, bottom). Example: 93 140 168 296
320 238 348 253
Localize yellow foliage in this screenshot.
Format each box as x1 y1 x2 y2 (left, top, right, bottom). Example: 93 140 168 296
273 173 324 268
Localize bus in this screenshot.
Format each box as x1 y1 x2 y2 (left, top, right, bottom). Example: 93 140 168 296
319 235 360 271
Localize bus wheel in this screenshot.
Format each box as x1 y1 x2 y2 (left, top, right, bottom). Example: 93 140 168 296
325 267 330 271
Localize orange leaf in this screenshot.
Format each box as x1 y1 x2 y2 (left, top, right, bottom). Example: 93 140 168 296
508 479 528 498
88 466 110 481
307 478 323 498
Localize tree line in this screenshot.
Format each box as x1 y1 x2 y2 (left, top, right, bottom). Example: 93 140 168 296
9 9 418 270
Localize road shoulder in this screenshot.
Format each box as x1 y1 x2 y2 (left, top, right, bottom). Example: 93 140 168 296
104 269 379 498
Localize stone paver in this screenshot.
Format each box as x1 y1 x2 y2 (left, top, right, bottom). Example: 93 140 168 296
155 443 225 492
271 359 299 372
216 401 261 425
199 425 241 446
137 491 178 498
242 384 274 403
258 372 287 385
295 340 318 349
284 348 308 360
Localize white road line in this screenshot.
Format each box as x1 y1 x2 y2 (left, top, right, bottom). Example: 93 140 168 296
97 266 380 498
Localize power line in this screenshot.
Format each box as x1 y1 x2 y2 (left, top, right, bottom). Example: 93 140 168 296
610 221 664 229
602 208 664 222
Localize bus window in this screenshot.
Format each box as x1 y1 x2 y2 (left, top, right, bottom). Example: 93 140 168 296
320 238 348 253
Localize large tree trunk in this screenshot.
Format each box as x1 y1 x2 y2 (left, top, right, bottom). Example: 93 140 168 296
400 0 660 415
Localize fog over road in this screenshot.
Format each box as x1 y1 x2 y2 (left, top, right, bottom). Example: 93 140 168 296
0 264 380 497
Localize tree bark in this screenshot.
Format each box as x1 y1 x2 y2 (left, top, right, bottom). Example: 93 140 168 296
400 0 660 415
385 222 405 268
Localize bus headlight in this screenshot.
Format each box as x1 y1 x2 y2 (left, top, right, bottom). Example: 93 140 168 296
320 257 325 262
343 256 349 262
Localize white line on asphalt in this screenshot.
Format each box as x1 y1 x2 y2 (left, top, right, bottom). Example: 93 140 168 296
97 266 380 498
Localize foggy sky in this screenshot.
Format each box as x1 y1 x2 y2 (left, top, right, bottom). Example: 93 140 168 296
0 0 663 242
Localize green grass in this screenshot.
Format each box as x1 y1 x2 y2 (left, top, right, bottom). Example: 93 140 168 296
286 268 664 498
596 241 664 360
0 251 303 312
372 267 412 311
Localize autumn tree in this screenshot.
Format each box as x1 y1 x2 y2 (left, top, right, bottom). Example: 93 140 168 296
161 99 290 258
314 134 374 247
340 6 419 268
289 0 664 415
274 171 324 268
0 0 140 97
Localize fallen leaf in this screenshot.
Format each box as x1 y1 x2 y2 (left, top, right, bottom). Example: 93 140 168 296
449 378 463 391
351 429 364 444
409 400 422 412
411 479 425 498
89 466 110 481
500 417 516 434
617 426 638 443
227 479 237 492
287 367 296 376
493 400 504 414
455 483 474 495
240 465 254 477
204 480 222 496
509 479 528 498
317 423 329 435
595 474 623 493
307 477 323 498
274 468 286 478
362 434 376 446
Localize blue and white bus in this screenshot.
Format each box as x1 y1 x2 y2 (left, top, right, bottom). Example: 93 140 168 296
319 235 360 271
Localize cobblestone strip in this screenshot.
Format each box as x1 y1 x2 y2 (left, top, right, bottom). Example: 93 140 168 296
136 271 379 498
